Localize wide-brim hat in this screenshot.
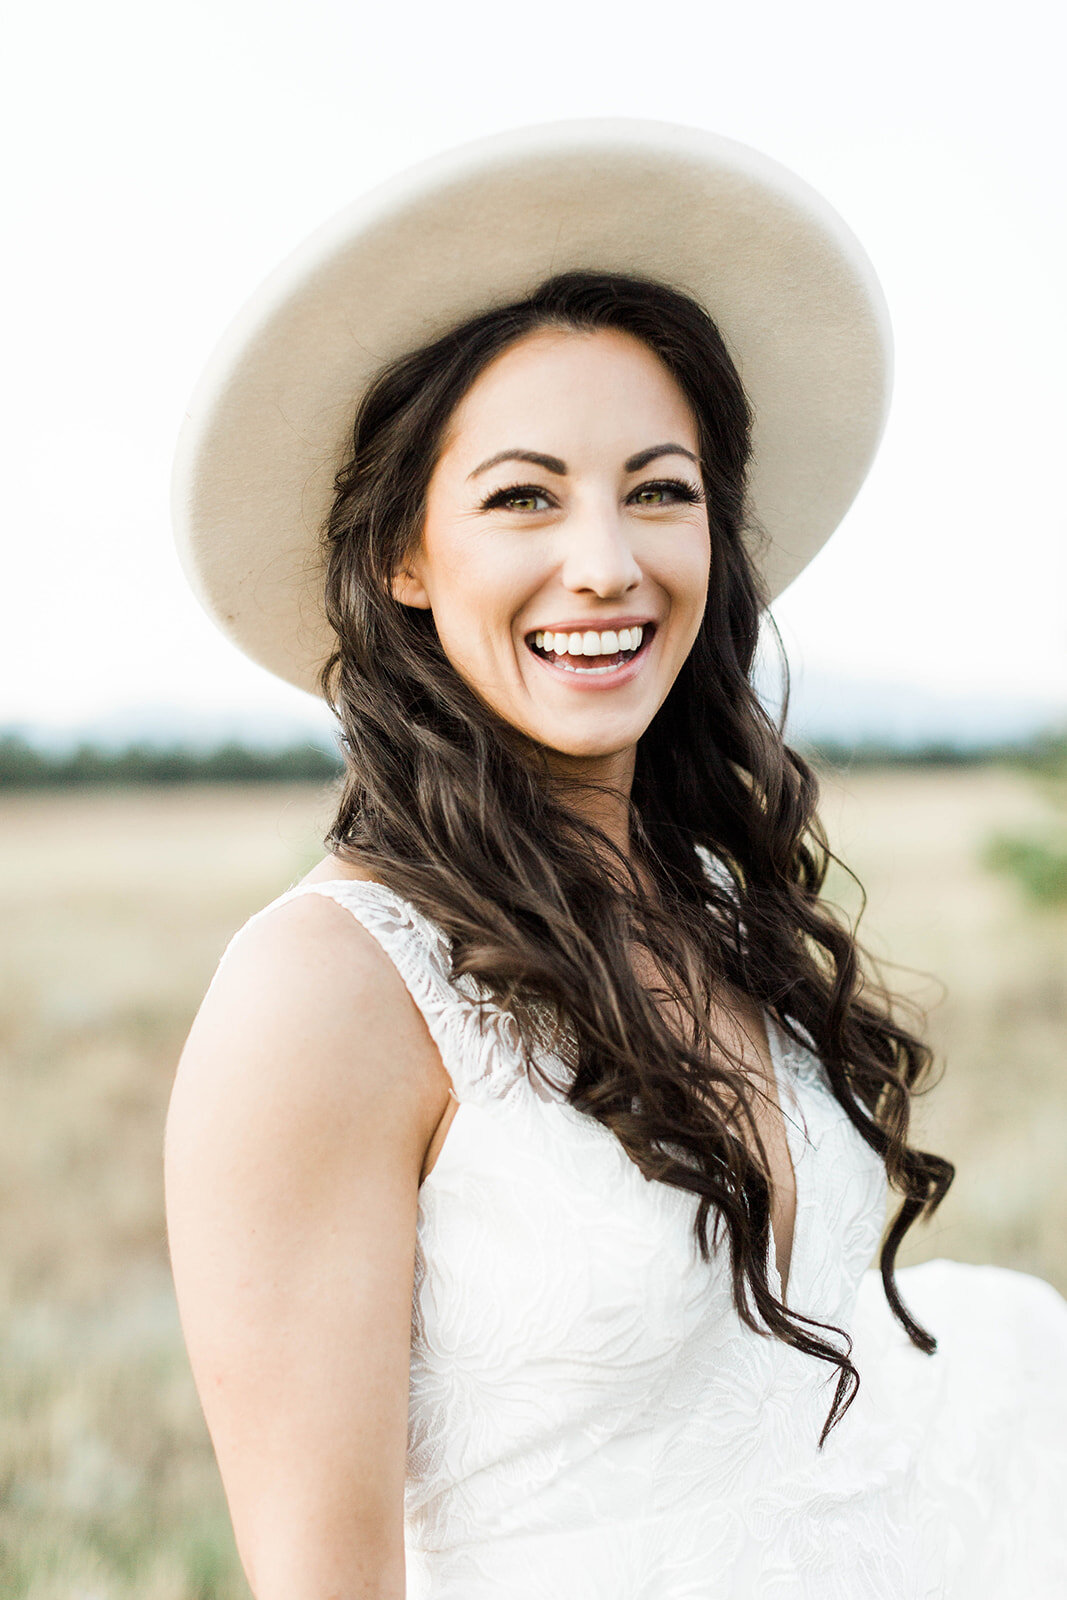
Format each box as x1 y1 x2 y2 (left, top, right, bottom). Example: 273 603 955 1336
171 118 892 697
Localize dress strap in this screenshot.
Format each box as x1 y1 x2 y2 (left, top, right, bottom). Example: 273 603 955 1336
223 879 530 1104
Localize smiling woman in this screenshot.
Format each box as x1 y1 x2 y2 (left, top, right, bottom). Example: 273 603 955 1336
388 327 710 770
164 121 1067 1600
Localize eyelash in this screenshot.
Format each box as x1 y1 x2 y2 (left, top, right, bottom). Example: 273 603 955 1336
478 477 705 512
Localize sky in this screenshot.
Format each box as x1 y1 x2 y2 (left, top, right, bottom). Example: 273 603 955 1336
2 0 1064 745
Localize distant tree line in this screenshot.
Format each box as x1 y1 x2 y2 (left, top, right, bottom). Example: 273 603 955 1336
2 729 1067 790
806 730 1067 775
0 732 344 788
0 727 1063 789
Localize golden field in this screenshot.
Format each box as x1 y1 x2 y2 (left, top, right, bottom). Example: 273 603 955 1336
2 769 1065 1597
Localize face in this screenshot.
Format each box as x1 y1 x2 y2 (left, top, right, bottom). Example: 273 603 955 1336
392 327 711 784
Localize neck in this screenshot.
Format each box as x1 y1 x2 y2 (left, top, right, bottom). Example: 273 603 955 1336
542 745 637 864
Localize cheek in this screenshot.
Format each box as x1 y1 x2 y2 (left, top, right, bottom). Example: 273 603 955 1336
658 525 712 610
420 542 533 680
426 535 541 634
662 535 712 662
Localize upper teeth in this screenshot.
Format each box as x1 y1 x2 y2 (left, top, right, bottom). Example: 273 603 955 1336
534 626 644 656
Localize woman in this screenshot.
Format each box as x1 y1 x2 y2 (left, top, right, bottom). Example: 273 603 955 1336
164 122 1067 1598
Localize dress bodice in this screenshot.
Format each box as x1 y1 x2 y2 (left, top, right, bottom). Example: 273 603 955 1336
236 877 916 1597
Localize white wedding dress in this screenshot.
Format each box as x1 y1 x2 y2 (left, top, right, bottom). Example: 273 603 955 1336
235 878 1067 1598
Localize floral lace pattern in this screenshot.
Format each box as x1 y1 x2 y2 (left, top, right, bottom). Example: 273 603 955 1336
233 879 1067 1598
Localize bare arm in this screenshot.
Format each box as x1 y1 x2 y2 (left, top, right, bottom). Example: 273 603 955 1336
164 894 450 1599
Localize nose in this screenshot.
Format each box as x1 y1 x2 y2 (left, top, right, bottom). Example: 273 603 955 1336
559 500 642 599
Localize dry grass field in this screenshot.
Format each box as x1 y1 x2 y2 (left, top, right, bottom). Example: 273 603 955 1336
2 769 1064 1597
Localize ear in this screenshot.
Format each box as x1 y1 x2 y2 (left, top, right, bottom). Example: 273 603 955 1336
390 566 432 610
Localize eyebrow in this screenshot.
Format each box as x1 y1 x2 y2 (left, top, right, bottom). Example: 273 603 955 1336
467 442 700 479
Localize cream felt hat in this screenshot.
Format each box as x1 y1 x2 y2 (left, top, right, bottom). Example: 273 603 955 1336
171 118 892 696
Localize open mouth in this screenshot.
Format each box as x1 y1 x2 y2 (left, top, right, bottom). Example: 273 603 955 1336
525 623 656 674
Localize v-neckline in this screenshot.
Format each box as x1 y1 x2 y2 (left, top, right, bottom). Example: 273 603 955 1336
763 1012 804 1306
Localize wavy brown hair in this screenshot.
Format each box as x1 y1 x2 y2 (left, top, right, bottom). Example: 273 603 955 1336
319 270 954 1446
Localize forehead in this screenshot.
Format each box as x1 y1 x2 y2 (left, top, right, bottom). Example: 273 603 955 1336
438 326 700 465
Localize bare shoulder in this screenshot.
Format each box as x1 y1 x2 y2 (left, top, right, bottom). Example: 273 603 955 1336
188 885 410 1070
166 883 450 1195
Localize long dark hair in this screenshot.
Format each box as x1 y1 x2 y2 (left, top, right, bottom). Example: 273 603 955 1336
319 270 954 1446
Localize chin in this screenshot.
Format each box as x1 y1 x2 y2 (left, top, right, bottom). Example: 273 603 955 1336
532 730 644 764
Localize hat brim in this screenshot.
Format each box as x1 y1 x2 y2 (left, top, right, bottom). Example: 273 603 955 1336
171 118 892 697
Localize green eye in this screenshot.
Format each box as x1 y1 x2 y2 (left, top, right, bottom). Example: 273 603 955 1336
631 478 702 507
480 484 552 513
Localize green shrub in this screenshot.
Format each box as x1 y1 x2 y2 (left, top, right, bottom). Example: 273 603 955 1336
982 829 1067 906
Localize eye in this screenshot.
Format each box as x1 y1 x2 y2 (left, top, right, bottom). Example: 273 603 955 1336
629 477 705 507
479 483 554 513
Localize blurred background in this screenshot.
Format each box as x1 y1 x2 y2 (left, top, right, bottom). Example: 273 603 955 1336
1 0 1065 1594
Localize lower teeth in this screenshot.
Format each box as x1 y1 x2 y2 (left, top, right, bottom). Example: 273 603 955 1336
543 651 634 672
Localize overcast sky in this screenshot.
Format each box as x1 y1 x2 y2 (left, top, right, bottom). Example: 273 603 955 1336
3 0 1064 740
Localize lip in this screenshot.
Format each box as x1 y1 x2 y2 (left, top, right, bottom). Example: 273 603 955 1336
523 614 655 640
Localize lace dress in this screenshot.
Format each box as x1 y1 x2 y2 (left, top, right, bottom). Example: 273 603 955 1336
233 879 1067 1598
